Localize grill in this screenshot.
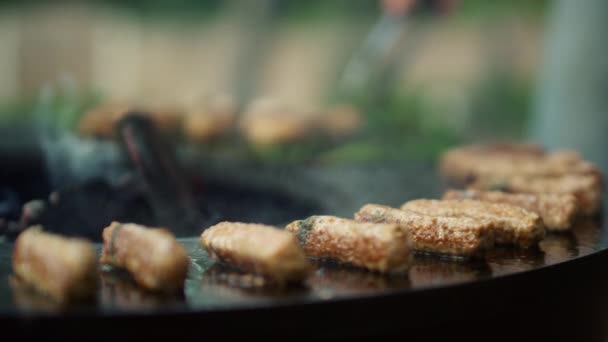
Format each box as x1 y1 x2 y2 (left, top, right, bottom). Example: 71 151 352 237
0 115 607 341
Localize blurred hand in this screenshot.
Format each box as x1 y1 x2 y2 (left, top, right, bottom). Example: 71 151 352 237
382 0 417 16
382 0 459 16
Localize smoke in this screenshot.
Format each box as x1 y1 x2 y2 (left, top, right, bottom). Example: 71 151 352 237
40 134 128 190
33 77 129 190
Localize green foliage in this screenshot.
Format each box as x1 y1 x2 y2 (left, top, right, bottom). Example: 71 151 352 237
98 0 224 21
276 0 378 23
467 71 533 140
0 90 101 133
0 102 31 123
1 0 548 22
457 0 549 20
319 87 463 163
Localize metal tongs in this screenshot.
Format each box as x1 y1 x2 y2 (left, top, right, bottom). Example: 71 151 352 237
116 112 206 235
336 0 452 107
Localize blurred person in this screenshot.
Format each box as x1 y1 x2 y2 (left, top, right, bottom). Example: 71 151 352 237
531 0 608 169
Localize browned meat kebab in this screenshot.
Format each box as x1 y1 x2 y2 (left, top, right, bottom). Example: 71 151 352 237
200 222 311 284
355 204 495 259
12 226 98 302
439 143 545 184
439 145 599 186
183 94 236 142
285 216 410 273
401 199 545 248
78 103 131 138
79 103 183 138
443 189 578 232
470 173 602 216
439 143 603 215
100 222 189 293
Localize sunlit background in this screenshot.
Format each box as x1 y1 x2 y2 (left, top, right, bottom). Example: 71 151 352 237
0 0 605 174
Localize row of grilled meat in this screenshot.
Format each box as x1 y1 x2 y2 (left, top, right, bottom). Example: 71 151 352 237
79 97 362 145
10 143 603 303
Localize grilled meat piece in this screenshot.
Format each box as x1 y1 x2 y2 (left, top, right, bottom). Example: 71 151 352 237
12 226 98 302
239 98 314 145
100 222 189 293
443 189 578 232
200 222 311 284
401 199 545 248
355 204 495 258
470 173 602 216
183 111 235 142
285 216 410 273
321 104 363 138
79 103 183 139
183 95 236 142
439 144 599 186
439 143 545 185
78 103 131 138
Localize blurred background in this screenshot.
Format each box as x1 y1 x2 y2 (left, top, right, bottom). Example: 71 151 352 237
0 0 552 159
0 0 606 236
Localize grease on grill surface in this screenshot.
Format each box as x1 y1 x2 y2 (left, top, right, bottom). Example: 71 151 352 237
100 269 186 311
